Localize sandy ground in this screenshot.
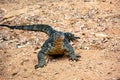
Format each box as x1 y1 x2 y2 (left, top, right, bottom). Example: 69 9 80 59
0 0 120 80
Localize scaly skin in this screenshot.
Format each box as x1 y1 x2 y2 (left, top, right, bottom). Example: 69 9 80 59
0 24 80 69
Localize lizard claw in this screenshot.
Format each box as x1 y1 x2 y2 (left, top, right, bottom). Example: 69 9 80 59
35 60 46 69
69 56 79 61
35 64 44 69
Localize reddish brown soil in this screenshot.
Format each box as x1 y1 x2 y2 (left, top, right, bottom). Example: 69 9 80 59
0 0 120 80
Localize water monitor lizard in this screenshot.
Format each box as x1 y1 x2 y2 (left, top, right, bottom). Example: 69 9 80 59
0 24 80 69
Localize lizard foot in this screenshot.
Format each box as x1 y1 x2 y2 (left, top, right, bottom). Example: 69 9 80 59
35 60 46 69
69 55 79 61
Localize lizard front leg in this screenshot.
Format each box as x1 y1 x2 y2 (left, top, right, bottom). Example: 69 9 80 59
35 50 47 69
64 44 78 61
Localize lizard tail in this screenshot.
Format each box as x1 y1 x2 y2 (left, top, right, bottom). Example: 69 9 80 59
0 24 11 27
0 24 56 36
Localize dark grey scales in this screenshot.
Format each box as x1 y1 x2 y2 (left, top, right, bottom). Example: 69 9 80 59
0 24 80 69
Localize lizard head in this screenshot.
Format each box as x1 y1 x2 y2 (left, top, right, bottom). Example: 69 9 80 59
53 32 65 42
65 32 80 42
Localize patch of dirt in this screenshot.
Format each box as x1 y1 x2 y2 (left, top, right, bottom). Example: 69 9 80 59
0 0 120 80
